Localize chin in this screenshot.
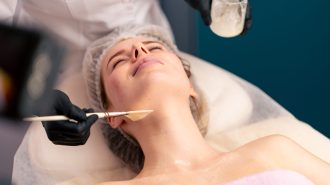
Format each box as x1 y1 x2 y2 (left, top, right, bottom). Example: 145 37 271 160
135 69 168 79
140 70 184 87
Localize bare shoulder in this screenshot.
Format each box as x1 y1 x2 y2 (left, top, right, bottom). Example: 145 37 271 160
245 134 294 146
238 134 330 185
236 134 296 156
234 134 322 168
245 134 327 161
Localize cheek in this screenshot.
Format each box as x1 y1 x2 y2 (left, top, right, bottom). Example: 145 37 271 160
164 53 184 71
165 55 190 82
103 74 126 108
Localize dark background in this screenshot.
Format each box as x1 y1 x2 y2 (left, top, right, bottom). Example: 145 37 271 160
161 0 330 138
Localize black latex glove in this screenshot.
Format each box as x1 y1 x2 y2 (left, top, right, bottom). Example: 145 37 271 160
240 2 253 36
184 0 212 25
42 90 98 146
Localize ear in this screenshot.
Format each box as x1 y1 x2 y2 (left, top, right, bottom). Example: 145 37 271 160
109 116 124 128
189 83 198 99
106 106 124 128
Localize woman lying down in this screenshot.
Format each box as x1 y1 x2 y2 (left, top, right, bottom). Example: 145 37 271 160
80 25 330 185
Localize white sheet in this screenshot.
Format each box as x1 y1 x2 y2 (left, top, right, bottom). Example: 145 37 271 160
12 52 330 185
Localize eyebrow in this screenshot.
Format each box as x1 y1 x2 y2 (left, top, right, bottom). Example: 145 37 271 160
106 40 164 68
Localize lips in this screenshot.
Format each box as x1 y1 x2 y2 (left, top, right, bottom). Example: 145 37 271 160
132 57 164 76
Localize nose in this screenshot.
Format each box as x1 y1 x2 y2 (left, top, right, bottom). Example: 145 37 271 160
132 43 149 62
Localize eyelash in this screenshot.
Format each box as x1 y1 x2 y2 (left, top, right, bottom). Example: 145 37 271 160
149 46 163 51
113 59 126 69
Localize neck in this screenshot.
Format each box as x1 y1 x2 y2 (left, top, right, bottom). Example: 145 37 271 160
125 98 220 177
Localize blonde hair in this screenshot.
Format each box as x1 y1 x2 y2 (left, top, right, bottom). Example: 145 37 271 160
180 56 208 136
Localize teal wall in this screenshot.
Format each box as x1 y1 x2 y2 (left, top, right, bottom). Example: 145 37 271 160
197 1 330 137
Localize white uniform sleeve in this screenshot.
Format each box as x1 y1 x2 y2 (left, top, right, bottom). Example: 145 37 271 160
14 0 173 80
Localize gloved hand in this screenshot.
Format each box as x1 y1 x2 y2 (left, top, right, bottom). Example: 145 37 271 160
184 0 212 25
240 2 252 36
41 90 98 146
184 0 253 36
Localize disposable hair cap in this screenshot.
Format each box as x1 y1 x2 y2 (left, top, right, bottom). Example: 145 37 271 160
83 24 178 113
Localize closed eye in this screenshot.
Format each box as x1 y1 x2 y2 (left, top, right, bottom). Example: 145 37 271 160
148 45 164 52
112 59 126 69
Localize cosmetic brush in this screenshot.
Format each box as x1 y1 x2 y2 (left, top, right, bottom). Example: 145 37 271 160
23 110 154 122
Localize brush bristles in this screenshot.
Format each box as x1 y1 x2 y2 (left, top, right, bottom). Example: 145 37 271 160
126 110 153 121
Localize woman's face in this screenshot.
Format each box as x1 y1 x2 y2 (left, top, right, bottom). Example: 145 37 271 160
101 37 193 112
